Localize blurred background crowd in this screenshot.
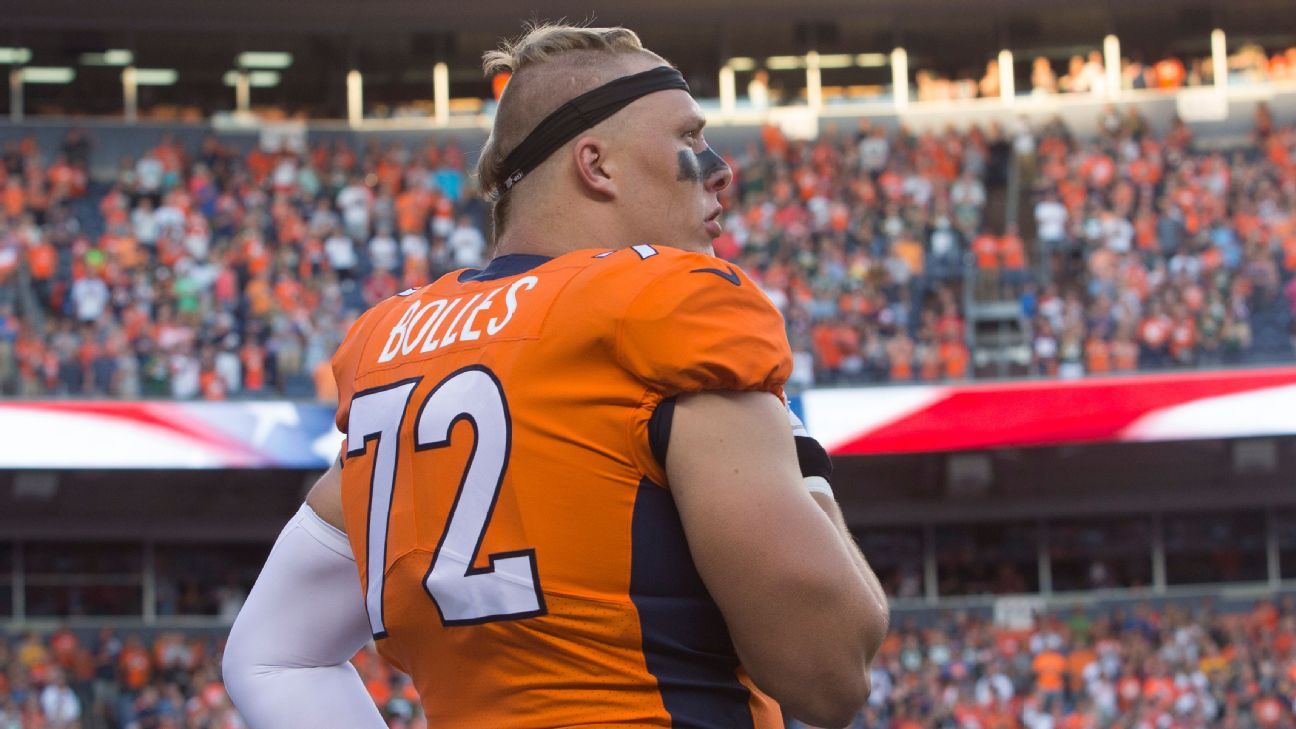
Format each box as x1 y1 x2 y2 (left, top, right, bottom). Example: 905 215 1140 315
2 96 1294 400
3 598 1295 728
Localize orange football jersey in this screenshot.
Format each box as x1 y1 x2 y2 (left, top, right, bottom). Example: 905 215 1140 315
334 244 792 728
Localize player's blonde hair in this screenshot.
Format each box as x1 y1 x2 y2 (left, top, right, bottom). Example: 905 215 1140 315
475 23 663 236
480 23 646 78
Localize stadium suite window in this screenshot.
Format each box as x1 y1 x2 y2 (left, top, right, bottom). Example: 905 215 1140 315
153 543 271 617
1048 517 1153 592
852 527 924 600
1163 511 1268 586
24 541 143 574
935 522 1040 596
25 584 143 617
23 542 144 617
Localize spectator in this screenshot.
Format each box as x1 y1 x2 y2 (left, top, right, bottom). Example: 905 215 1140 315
1036 189 1069 252
38 672 78 729
323 227 358 279
1031 56 1058 95
368 224 400 273
448 214 487 269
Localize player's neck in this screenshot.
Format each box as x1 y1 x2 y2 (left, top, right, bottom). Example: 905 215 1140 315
490 234 573 260
492 205 624 260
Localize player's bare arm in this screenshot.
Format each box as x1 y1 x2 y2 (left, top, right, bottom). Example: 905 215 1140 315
667 390 890 728
811 491 891 618
306 456 346 531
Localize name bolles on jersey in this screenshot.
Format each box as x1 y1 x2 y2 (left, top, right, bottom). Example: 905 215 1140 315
377 275 539 364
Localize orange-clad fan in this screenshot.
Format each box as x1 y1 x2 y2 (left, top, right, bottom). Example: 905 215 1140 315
1111 336 1139 371
887 333 915 381
1032 648 1066 697
1 178 24 218
939 336 970 380
1085 336 1111 374
972 232 1001 269
1000 232 1027 271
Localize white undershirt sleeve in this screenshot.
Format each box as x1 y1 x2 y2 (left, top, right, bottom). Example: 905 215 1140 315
223 504 388 729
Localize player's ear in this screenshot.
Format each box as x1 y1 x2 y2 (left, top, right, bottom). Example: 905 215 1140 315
572 135 617 200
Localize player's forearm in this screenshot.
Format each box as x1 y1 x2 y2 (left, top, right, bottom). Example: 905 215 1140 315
810 492 890 654
223 504 387 729
789 402 890 642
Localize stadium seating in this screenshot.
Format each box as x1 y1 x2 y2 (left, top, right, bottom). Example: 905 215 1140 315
2 599 1294 728
2 108 1294 400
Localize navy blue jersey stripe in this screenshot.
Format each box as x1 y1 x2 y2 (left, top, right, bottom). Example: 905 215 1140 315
457 253 552 282
629 476 755 729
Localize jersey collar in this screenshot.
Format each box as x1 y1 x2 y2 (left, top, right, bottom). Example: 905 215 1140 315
458 254 553 283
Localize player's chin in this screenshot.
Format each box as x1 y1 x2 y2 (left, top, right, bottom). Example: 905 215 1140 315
671 231 714 254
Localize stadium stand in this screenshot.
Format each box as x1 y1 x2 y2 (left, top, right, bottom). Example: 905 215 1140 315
2 598 1296 728
2 105 1295 399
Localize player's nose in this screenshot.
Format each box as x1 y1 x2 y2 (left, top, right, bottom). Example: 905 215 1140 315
705 154 732 194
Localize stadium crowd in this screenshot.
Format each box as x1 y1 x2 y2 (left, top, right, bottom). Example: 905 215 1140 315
1 598 1295 728
0 97 1294 399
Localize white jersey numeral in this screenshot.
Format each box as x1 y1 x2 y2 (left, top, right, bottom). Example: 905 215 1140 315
346 366 544 637
417 367 544 624
346 380 420 638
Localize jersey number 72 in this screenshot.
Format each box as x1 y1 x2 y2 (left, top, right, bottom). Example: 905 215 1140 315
346 365 546 637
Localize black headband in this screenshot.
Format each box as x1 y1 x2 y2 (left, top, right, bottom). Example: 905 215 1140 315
489 66 690 200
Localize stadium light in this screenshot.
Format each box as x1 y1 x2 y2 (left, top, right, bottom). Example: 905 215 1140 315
122 67 137 121
133 68 178 86
891 48 909 111
80 49 134 66
816 54 855 69
8 69 20 121
1103 34 1121 99
856 53 887 67
806 51 823 109
1211 29 1227 90
726 57 756 71
20 67 75 84
766 55 805 70
998 49 1015 104
347 69 363 126
223 70 279 87
237 51 293 69
0 47 33 65
433 62 449 126
719 65 736 115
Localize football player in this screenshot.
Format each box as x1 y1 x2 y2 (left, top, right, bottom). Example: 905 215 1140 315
224 24 888 729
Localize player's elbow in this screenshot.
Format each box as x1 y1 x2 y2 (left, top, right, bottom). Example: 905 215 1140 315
778 664 872 729
746 595 881 727
222 612 267 704
786 590 890 725
221 629 251 700
860 593 891 661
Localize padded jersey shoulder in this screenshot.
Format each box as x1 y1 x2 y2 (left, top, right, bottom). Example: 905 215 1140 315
562 245 793 397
